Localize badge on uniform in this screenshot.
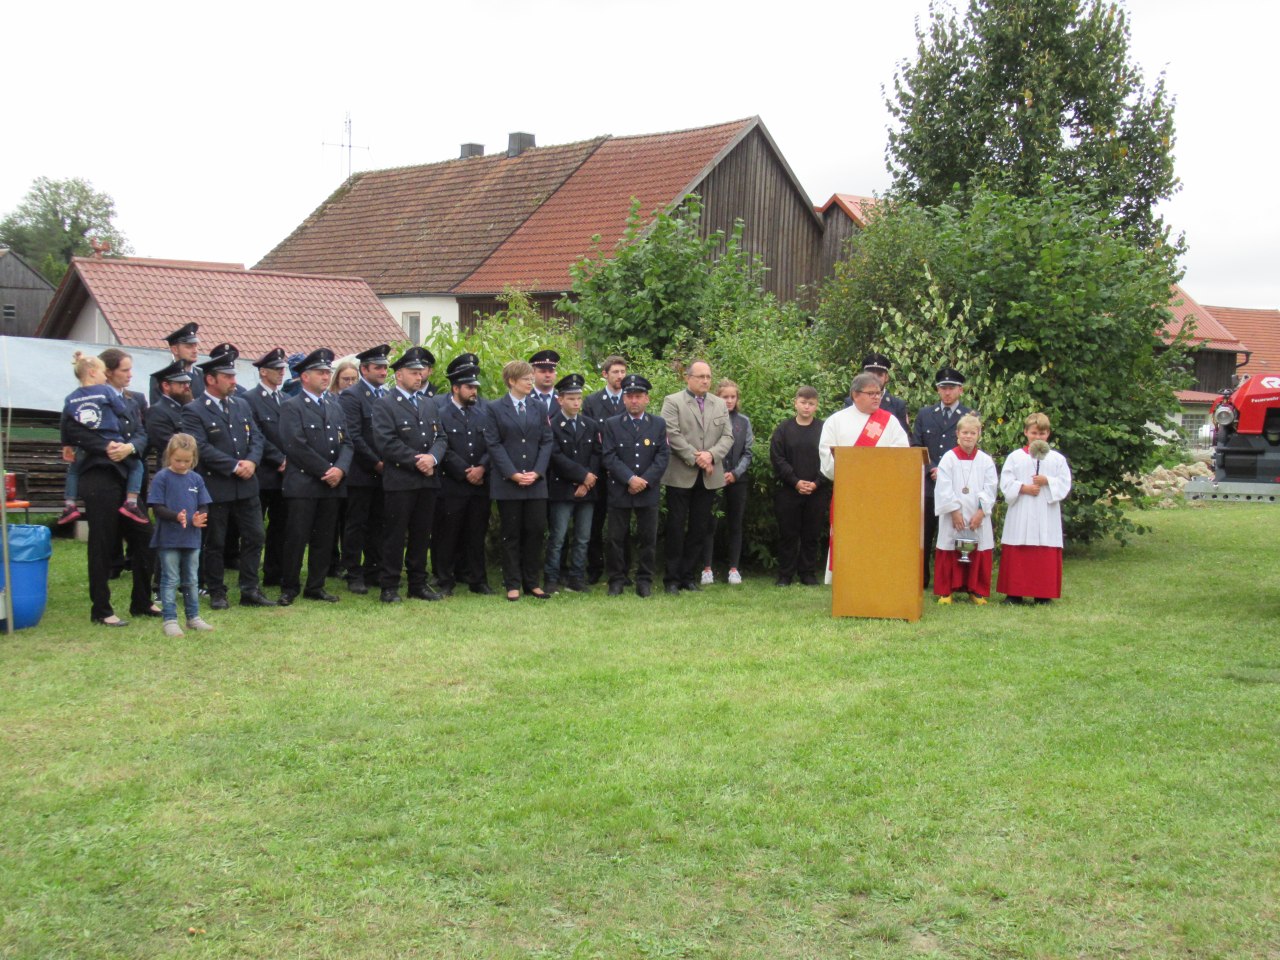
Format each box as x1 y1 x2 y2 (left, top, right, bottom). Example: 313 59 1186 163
644 438 651 446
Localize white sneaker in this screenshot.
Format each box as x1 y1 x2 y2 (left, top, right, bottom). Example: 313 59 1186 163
186 617 214 632
727 568 743 585
700 568 714 585
162 620 185 638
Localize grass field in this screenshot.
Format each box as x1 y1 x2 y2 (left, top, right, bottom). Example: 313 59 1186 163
2 504 1278 959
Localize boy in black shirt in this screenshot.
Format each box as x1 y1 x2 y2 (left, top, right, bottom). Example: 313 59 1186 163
770 385 831 586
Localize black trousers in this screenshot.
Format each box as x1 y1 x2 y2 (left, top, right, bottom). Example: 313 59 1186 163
607 504 658 587
342 484 383 583
259 487 288 586
204 495 264 598
664 476 715 588
82 467 154 621
496 499 547 591
381 487 437 591
923 492 937 588
282 496 340 595
774 485 832 580
703 479 749 570
433 493 491 589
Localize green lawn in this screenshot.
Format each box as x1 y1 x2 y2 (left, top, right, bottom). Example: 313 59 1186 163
2 505 1278 959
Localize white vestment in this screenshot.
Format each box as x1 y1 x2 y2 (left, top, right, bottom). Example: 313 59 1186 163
998 448 1072 548
818 406 910 481
934 448 998 550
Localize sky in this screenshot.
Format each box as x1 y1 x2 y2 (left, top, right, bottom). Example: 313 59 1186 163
4 0 1276 308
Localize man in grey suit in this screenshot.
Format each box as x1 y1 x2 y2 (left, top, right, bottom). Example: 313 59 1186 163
660 360 734 593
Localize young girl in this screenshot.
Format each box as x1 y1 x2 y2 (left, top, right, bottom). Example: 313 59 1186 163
148 434 213 637
60 351 148 525
701 378 753 585
933 413 998 604
996 412 1073 604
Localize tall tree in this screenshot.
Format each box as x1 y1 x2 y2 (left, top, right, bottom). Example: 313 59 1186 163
0 177 131 285
885 0 1179 248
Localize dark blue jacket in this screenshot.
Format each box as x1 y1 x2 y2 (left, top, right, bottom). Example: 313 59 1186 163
482 394 553 500
279 393 352 499
339 379 384 488
182 393 264 503
244 385 287 492
438 397 491 499
372 390 448 493
547 412 601 502
145 395 186 471
601 412 669 509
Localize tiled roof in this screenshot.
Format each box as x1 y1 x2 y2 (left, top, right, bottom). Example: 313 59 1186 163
1203 304 1280 374
453 119 755 295
817 193 876 229
254 138 606 295
1176 389 1222 404
38 257 403 358
1164 284 1248 353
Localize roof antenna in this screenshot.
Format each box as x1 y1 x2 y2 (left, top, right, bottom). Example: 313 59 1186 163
322 112 370 184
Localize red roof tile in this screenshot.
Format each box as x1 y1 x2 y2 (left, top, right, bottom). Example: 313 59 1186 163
1203 304 1280 374
254 138 605 294
453 119 755 295
1176 389 1222 404
817 193 876 228
1164 284 1247 353
39 257 403 358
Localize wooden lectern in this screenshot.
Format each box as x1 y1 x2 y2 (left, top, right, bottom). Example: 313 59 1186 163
830 446 928 621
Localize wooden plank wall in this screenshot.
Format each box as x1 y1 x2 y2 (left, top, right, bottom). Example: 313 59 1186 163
4 440 67 511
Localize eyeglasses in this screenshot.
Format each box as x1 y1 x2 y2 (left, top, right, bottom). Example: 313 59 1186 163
857 390 883 398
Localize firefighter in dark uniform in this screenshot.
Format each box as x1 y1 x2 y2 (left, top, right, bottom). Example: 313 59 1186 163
582 354 627 585
146 360 192 471
416 351 439 404
372 346 448 603
277 348 352 605
245 347 290 588
150 322 205 404
433 357 493 595
910 365 972 588
843 352 910 433
600 374 670 597
529 349 561 420
181 343 275 609
544 373 601 593
339 344 391 594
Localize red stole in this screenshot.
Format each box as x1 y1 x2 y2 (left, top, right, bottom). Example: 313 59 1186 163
855 408 892 446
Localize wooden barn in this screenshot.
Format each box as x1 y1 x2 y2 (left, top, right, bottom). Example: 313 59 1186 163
254 117 830 332
0 249 55 338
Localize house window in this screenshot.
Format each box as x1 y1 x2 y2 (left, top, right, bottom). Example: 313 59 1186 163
1 305 14 324
1181 413 1211 449
402 311 421 342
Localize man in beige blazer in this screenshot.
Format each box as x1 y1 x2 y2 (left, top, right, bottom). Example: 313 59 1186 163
661 360 735 593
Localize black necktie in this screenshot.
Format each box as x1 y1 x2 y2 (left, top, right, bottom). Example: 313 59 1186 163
568 418 577 438
516 400 525 416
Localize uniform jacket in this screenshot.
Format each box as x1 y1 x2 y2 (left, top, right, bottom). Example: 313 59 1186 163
547 412 601 502
372 390 448 493
660 390 734 490
279 392 352 499
911 402 974 489
601 412 670 509
583 388 624 426
529 389 560 422
63 386 148 479
182 392 264 502
339 379 385 487
438 397 491 499
145 395 186 470
245 385 287 492
482 394 553 500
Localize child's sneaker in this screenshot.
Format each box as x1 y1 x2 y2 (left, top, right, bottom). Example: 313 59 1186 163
700 568 714 586
973 596 988 606
162 620 185 638
937 595 953 604
118 501 149 524
186 617 214 632
57 504 82 525
727 568 743 585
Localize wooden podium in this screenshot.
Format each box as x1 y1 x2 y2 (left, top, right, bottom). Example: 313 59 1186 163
830 446 928 621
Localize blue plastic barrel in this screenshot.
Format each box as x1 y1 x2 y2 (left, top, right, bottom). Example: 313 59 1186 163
0 524 52 630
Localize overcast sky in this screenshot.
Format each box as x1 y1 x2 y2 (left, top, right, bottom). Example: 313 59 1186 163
5 0 1275 308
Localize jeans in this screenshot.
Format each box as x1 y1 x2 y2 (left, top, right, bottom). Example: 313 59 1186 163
158 547 200 621
545 500 594 583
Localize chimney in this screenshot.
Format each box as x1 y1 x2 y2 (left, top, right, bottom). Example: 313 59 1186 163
460 143 484 159
507 132 535 158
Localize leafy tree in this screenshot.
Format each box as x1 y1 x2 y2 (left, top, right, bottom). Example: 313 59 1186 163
885 0 1179 248
558 197 765 359
816 184 1190 545
0 176 131 285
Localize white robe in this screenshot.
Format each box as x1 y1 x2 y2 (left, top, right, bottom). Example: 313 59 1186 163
935 448 998 550
998 448 1072 548
818 406 910 481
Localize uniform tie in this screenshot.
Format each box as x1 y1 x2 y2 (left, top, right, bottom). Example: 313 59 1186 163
516 400 525 416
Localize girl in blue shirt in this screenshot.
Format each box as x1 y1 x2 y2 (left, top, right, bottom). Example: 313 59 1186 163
148 433 213 637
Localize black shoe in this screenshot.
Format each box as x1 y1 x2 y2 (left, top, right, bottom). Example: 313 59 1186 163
380 589 402 604
799 575 819 586
623 577 634 587
544 582 561 595
587 573 602 585
93 615 129 627
437 586 454 597
1034 597 1053 605
566 579 589 593
637 582 653 598
347 578 368 595
775 578 792 587
277 592 296 606
408 587 444 602
680 581 700 592
240 590 277 607
608 582 624 596
665 583 681 595
209 594 230 610
304 589 340 603
1002 596 1025 605
529 588 552 600
130 604 163 618
469 583 494 595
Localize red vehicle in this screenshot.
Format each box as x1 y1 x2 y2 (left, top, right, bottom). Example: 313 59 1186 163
1186 373 1280 502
